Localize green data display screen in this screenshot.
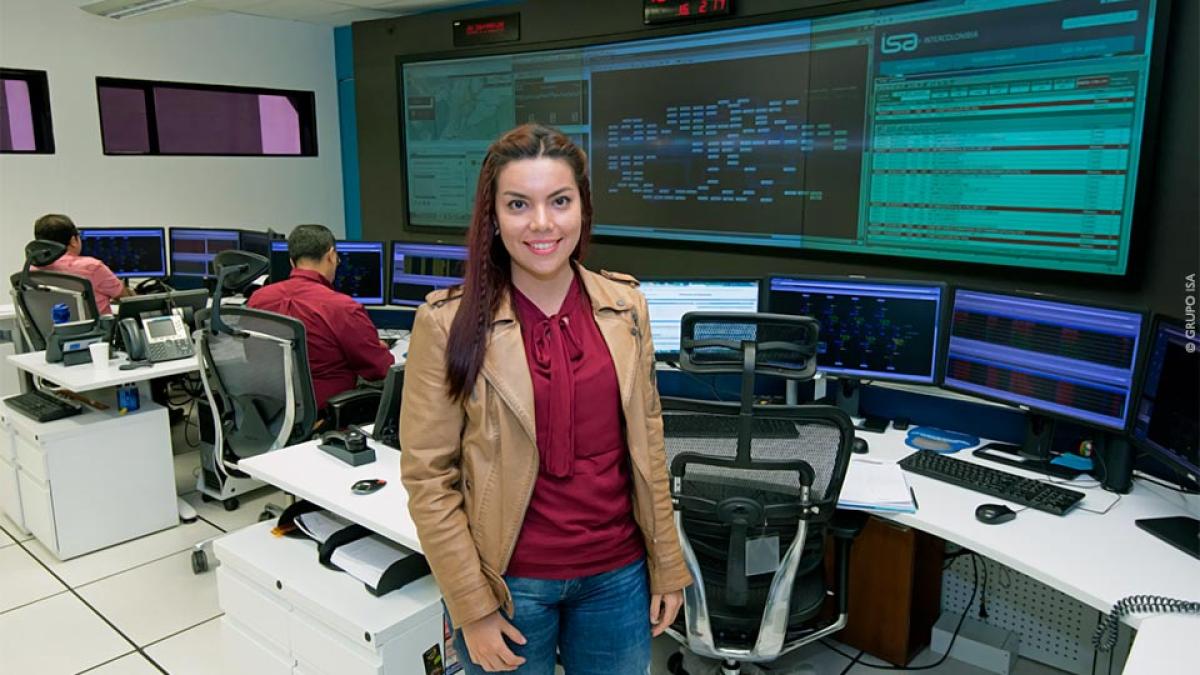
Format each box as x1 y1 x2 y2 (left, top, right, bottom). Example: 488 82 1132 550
400 0 1161 275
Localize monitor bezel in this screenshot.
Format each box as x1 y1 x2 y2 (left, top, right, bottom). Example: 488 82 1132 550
940 285 1149 433
387 239 468 308
1127 314 1200 490
637 276 764 363
764 274 949 386
77 226 168 279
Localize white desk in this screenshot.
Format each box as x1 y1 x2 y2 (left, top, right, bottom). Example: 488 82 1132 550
241 428 1198 672
6 351 199 392
239 438 420 552
858 428 1199 629
0 304 23 398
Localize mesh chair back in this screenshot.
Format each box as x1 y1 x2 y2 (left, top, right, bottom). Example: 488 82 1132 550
9 271 100 350
664 403 853 519
196 306 317 460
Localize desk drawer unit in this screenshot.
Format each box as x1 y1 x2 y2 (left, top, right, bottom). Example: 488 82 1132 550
215 521 445 675
223 616 294 675
0 454 24 531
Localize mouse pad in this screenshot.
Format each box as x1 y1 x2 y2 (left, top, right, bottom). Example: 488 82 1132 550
904 426 979 453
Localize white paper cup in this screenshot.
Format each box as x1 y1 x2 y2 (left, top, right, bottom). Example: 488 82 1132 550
89 342 110 369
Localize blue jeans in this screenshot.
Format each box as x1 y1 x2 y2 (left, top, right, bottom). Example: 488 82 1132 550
453 558 651 675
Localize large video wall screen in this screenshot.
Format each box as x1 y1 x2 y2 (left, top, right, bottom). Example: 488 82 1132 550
401 0 1162 275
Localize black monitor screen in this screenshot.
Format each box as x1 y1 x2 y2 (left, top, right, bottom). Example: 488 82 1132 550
334 241 386 305
944 290 1143 430
400 0 1164 275
390 241 467 307
170 228 240 278
268 240 290 282
78 228 167 278
238 230 275 258
1132 317 1199 484
766 277 943 384
640 279 761 360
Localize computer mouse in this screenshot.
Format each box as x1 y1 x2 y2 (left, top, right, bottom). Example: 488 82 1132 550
351 478 387 495
851 437 869 454
975 503 1016 525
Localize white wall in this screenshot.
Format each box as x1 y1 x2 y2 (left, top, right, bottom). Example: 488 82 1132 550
0 0 345 278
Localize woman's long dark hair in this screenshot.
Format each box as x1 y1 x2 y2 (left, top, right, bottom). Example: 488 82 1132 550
444 124 593 402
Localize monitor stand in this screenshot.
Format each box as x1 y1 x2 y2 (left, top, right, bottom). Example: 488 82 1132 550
1135 517 1200 560
834 378 889 433
974 414 1084 480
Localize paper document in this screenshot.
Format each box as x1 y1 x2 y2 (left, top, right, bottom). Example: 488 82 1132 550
839 459 917 513
330 535 417 589
294 511 353 543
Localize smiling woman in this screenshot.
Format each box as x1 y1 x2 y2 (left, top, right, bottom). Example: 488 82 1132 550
399 124 692 674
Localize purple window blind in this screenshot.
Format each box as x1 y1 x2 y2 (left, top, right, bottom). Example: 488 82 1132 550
97 79 308 156
98 86 150 154
0 79 36 152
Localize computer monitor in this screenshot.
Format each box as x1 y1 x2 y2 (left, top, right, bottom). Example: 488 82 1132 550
268 240 290 282
1130 316 1200 558
78 228 167 278
765 276 944 385
1131 316 1199 487
333 241 386 305
114 288 209 325
389 241 467 307
169 228 240 278
640 278 761 361
238 229 277 258
372 364 404 449
944 289 1144 444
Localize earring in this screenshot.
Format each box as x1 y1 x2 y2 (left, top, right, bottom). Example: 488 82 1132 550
492 220 499 236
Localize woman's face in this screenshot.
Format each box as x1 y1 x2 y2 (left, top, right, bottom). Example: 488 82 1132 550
494 157 582 287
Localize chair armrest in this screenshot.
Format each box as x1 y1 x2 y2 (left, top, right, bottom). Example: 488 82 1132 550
326 388 381 408
829 509 869 540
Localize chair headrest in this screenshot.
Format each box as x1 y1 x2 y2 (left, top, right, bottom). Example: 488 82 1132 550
26 240 67 267
213 250 270 292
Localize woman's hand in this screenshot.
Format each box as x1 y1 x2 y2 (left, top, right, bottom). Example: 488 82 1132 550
460 610 527 672
650 590 684 636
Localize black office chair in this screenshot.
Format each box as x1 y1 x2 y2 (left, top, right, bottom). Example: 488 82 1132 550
9 240 101 351
662 312 865 675
192 253 381 513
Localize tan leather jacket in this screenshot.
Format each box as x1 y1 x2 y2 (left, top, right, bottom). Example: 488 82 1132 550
400 265 693 628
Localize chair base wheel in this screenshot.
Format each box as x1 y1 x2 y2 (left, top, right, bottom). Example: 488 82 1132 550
191 549 209 574
223 497 239 512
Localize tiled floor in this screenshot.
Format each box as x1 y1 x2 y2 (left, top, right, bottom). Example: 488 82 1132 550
0 434 1074 675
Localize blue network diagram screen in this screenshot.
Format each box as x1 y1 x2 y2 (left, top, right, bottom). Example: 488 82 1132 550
79 228 167 278
169 228 240 278
390 241 467 307
640 279 761 359
401 0 1161 275
334 241 386 305
766 277 944 384
944 289 1143 430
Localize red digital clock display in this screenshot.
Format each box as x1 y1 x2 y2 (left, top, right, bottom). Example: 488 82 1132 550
452 13 521 47
644 0 732 24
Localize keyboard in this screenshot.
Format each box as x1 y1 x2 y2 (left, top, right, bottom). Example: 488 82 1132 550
377 329 410 346
663 414 798 439
898 450 1085 516
4 390 83 423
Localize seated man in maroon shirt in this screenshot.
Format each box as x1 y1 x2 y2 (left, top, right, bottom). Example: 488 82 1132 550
248 224 393 409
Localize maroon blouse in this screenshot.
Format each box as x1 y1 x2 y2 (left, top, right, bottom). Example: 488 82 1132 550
504 275 645 579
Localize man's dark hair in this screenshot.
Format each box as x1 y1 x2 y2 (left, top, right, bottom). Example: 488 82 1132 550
287 224 336 263
34 214 79 247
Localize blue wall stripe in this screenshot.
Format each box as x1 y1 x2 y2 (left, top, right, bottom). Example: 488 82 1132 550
334 25 361 240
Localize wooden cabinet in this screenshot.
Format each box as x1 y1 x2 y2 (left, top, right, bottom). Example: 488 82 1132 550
834 515 944 666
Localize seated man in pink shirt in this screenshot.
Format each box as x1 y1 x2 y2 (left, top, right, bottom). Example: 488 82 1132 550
32 214 132 315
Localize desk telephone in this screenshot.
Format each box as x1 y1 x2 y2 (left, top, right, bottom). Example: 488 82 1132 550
119 309 195 363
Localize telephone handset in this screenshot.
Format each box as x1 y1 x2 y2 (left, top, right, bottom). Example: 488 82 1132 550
118 309 195 363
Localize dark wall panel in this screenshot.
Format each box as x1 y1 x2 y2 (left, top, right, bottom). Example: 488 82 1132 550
353 0 1198 316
